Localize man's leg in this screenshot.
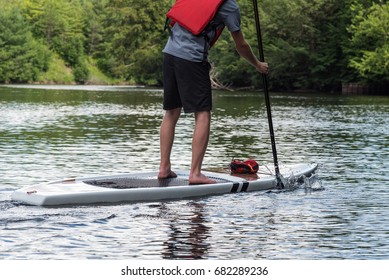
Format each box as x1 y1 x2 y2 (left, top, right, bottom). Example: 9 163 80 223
189 111 216 184
158 107 181 179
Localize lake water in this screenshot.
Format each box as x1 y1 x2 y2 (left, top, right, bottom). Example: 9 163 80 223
0 85 388 260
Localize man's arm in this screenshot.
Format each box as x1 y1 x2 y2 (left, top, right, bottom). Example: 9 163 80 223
231 30 268 74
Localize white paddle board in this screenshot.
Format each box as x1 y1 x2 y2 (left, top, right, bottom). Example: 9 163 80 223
12 163 317 206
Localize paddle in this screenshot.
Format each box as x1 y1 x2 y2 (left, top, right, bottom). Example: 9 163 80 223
252 0 284 188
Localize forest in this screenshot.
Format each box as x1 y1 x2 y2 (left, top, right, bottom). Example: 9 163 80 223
0 0 388 92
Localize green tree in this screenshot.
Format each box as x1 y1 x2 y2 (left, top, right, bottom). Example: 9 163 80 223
348 1 389 83
0 7 49 83
1 0 386 89
83 0 108 56
96 0 170 84
212 0 382 91
211 0 346 91
24 0 89 81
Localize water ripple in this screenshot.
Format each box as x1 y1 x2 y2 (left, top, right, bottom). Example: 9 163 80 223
0 87 388 259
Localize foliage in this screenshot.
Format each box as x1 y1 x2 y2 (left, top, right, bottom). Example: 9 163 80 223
348 1 389 83
211 0 354 91
24 0 89 81
0 0 387 90
95 0 168 84
36 53 74 84
0 6 49 83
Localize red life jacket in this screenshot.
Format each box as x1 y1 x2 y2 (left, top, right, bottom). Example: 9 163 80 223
166 0 226 48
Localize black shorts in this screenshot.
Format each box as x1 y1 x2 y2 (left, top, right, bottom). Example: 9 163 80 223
163 53 212 113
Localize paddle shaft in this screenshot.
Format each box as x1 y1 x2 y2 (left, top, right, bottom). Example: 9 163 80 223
252 0 283 187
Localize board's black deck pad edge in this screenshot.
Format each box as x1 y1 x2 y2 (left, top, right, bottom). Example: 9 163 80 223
83 176 232 189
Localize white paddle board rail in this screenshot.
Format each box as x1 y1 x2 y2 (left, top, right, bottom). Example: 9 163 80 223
12 163 317 206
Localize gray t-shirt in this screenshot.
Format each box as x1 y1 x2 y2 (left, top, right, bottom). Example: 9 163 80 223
163 0 241 62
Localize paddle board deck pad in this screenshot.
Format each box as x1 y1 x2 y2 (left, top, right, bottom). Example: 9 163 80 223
12 163 317 206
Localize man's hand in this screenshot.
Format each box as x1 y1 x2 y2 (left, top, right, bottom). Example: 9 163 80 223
256 61 269 74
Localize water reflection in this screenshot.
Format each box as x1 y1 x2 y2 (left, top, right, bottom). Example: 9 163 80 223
161 202 210 259
0 86 388 259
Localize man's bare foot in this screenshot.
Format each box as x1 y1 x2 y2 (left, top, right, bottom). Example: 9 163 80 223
189 173 217 185
158 170 177 180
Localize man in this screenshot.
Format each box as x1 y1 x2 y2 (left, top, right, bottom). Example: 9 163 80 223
158 0 269 184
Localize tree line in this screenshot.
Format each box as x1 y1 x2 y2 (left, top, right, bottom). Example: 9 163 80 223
0 0 387 91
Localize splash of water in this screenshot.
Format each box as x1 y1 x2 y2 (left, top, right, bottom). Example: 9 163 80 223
269 171 323 193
